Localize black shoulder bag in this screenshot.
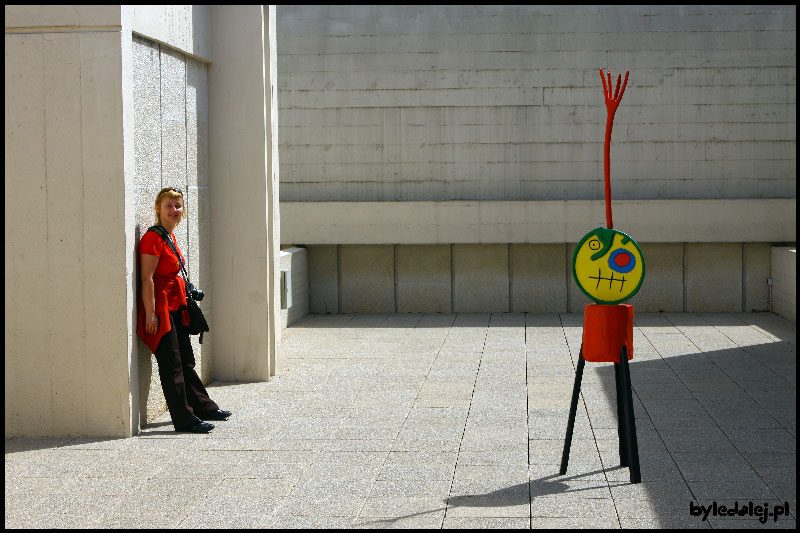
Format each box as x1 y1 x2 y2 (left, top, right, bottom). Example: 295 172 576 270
147 226 210 343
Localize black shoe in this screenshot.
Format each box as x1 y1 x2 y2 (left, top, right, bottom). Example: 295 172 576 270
201 409 232 421
176 420 215 433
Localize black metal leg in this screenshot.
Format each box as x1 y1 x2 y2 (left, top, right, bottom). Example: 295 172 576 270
619 346 641 483
614 362 629 467
560 348 585 475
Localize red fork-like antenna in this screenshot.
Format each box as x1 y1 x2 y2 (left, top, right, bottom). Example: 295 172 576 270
599 69 629 229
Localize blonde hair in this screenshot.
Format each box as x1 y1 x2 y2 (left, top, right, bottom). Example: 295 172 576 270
154 187 187 226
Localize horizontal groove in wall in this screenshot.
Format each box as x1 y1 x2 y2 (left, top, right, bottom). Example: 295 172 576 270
6 25 121 33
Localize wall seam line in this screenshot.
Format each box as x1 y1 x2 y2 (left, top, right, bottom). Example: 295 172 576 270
741 242 746 312
683 243 688 312
337 244 342 314
394 244 399 313
451 244 455 314
508 243 513 313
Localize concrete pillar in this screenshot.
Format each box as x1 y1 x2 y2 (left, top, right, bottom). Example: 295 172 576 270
5 6 134 437
208 5 279 381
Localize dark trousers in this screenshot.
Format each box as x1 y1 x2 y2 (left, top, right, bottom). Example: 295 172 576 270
154 311 219 429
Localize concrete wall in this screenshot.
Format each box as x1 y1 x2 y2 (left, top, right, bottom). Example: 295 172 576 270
306 242 773 314
771 247 797 322
277 5 796 203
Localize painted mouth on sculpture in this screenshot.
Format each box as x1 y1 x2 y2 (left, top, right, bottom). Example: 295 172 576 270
588 269 628 292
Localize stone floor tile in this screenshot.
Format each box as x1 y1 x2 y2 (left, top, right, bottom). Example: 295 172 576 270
353 512 446 528
271 515 358 528
613 498 688 518
272 495 367 517
687 480 779 499
368 478 451 498
620 517 712 528
359 496 447 518
217 477 297 498
608 479 692 500
442 516 530 528
530 479 611 499
531 516 621 528
445 499 530 518
531 497 618 518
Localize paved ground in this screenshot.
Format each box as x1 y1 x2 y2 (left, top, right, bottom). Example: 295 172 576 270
5 312 796 528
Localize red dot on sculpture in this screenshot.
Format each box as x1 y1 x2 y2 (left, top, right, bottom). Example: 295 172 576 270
615 252 631 267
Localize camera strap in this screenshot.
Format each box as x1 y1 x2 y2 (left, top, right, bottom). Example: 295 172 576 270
146 226 193 290
146 225 209 343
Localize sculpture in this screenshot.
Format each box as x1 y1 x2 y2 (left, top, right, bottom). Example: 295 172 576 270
561 69 643 484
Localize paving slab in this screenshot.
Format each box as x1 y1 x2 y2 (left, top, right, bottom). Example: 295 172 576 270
5 312 795 529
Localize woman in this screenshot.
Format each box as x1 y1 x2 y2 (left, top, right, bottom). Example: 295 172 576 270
137 187 231 433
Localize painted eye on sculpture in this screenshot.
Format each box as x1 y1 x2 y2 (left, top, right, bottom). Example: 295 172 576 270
608 248 635 273
588 239 601 251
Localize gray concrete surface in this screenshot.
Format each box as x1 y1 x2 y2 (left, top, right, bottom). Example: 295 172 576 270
5 312 796 528
277 5 796 203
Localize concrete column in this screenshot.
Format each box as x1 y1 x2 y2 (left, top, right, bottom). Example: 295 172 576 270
208 5 278 381
5 6 134 437
265 5 281 368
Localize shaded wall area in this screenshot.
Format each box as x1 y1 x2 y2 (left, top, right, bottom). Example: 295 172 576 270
306 243 772 314
132 35 211 424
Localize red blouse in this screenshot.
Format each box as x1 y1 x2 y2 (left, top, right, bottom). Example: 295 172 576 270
136 230 190 353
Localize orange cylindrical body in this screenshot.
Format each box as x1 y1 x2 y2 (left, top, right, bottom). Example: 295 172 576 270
581 304 634 362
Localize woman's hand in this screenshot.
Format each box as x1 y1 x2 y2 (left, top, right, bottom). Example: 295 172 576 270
141 253 160 335
146 313 159 335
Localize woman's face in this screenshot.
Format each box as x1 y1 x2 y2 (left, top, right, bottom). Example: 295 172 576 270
159 195 184 227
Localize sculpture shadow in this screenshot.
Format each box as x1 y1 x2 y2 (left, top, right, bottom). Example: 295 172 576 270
358 467 618 527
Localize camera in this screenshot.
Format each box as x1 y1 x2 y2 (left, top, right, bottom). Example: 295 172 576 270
186 281 205 302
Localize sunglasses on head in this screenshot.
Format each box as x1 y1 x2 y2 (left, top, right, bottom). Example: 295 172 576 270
160 187 183 196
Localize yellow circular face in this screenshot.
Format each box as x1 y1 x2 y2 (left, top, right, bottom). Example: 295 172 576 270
573 227 645 304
